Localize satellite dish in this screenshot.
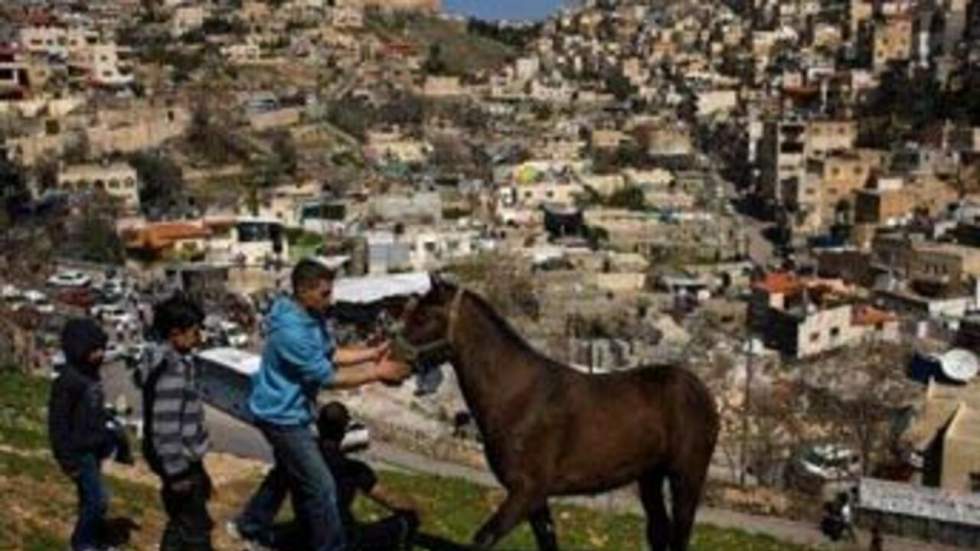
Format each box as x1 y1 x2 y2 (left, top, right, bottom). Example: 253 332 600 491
939 349 979 383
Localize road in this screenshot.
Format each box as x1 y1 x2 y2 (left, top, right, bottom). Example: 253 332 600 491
102 361 959 551
708 160 776 267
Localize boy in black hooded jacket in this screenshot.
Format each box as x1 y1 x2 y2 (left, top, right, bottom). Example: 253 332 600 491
48 318 132 551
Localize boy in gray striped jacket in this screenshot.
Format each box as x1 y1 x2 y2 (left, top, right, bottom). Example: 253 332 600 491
140 295 212 551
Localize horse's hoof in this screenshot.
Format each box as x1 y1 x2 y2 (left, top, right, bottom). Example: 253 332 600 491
472 532 494 549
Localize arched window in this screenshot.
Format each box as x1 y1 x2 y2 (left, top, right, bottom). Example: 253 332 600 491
108 179 120 189
95 180 106 190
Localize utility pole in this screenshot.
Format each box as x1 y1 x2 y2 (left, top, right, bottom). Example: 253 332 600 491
740 334 754 487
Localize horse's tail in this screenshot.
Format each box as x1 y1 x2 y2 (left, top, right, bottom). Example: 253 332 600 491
673 366 721 448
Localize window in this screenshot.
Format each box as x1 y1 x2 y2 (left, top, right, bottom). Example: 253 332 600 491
124 178 135 188
970 473 980 493
830 327 840 338
107 179 119 189
810 332 820 342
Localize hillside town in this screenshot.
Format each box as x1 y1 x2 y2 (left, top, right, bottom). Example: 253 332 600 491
0 0 979 549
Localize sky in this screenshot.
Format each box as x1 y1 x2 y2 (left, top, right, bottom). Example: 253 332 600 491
442 0 564 21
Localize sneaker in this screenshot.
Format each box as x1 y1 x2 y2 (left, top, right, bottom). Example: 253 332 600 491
226 521 273 551
226 521 244 541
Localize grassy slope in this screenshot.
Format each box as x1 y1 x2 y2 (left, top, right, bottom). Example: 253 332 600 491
0 370 814 550
364 13 516 76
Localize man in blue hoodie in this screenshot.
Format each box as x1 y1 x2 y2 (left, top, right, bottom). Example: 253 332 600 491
231 259 411 551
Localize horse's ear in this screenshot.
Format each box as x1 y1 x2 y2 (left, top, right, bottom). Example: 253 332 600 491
429 272 443 292
430 270 458 290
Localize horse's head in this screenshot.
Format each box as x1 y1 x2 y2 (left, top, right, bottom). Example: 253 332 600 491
384 272 464 369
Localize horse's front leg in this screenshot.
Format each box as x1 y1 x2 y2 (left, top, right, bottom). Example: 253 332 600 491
472 488 538 549
529 504 559 551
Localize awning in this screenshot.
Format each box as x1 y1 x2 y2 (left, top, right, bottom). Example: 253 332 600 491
333 272 431 305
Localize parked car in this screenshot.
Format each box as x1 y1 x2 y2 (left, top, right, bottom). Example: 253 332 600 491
123 342 150 365
91 302 124 318
219 321 249 348
56 287 98 309
1 284 21 300
792 444 861 483
47 270 92 288
100 279 126 299
104 342 127 363
23 290 55 314
91 303 138 330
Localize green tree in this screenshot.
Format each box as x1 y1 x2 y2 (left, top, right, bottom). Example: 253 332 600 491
128 151 185 216
187 100 248 164
326 98 376 141
270 131 298 176
606 185 647 211
0 158 26 228
605 72 636 102
423 43 448 76
67 196 125 264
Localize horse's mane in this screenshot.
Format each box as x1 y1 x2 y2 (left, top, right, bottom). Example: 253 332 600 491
461 288 557 364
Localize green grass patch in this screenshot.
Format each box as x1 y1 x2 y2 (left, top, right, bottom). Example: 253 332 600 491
0 369 50 449
354 469 816 550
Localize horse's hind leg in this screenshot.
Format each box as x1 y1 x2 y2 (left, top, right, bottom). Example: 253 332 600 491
529 503 559 551
667 470 706 551
638 470 671 551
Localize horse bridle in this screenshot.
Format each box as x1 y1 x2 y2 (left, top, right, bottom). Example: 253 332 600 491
385 289 464 364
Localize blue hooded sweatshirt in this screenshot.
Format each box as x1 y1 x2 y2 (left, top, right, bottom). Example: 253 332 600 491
249 296 335 426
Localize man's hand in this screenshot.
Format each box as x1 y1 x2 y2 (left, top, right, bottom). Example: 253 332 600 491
371 341 391 362
374 353 411 384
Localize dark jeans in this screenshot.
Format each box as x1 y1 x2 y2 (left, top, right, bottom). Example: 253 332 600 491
72 454 108 551
160 463 214 551
237 422 346 551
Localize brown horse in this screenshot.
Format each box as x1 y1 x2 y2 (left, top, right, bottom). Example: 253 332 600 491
391 276 720 551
